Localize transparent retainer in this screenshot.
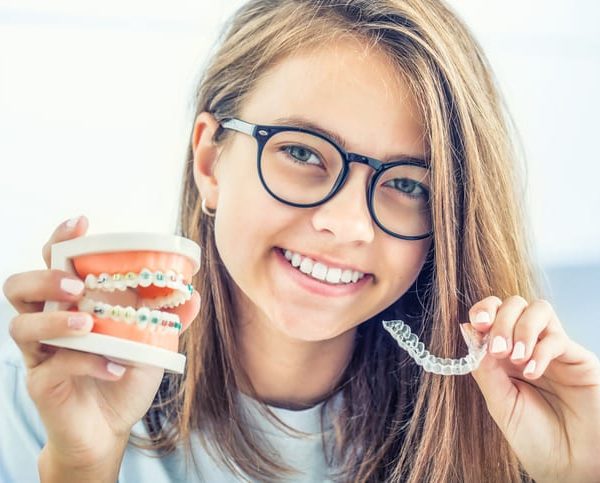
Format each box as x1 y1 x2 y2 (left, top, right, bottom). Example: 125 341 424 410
382 319 489 375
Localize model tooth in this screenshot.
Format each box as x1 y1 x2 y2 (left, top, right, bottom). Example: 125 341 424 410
110 305 123 321
139 268 153 288
123 306 136 324
311 262 327 281
149 310 162 332
165 270 177 287
84 274 97 290
136 307 150 328
125 271 138 288
351 271 360 283
154 271 167 288
111 273 126 291
325 267 342 284
341 269 353 283
97 273 110 288
284 249 293 260
176 293 186 307
93 302 109 319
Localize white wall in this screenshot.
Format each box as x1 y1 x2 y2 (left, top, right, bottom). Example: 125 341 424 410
0 1 598 353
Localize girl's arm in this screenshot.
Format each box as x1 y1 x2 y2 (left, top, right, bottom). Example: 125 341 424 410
39 438 128 483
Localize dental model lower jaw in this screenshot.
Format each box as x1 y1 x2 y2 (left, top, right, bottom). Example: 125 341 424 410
283 248 366 285
78 269 194 336
382 319 490 375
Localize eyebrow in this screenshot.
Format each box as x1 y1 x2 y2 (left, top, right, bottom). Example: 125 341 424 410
271 115 429 166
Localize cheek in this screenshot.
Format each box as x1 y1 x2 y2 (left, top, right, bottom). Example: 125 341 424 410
382 239 431 293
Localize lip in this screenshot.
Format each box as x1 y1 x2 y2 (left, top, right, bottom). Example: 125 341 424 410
279 247 370 275
274 247 372 297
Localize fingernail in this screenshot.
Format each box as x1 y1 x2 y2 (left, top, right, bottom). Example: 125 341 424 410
473 311 491 324
511 341 526 360
61 278 85 295
68 313 93 330
65 216 81 229
491 336 508 353
524 360 536 376
106 362 126 377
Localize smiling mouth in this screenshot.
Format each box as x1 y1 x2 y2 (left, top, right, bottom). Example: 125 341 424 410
277 247 368 286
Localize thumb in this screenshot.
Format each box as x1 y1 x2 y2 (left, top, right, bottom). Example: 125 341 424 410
462 323 519 427
42 215 89 268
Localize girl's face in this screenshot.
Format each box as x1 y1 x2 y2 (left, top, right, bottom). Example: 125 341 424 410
195 37 432 342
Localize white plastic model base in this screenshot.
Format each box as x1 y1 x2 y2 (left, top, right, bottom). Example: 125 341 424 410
42 232 201 374
43 332 186 373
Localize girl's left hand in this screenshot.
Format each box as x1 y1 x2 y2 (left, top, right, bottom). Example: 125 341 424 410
466 295 600 483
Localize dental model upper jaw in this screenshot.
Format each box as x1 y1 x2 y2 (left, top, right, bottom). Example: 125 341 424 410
84 269 193 309
81 268 194 334
281 248 367 285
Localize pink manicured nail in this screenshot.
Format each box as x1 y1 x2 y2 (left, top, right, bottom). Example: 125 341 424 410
106 362 126 377
490 336 508 353
67 313 93 330
473 311 491 324
61 278 85 295
65 216 81 229
524 360 536 376
511 341 526 360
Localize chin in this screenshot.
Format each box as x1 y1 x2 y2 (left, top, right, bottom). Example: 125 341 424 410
274 312 352 342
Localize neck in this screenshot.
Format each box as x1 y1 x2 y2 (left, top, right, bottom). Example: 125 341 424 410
238 316 355 410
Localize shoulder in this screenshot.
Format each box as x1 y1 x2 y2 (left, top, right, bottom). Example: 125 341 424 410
0 337 47 482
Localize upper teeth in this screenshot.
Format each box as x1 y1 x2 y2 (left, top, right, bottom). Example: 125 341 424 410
283 249 365 285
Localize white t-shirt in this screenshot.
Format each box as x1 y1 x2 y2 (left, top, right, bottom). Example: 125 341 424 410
0 338 342 482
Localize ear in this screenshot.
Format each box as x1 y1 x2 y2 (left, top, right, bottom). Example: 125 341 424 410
192 111 222 210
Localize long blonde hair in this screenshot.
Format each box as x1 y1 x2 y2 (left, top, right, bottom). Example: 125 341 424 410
132 1 540 481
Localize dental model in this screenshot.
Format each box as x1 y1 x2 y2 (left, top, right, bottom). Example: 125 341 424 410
42 233 201 374
382 319 489 375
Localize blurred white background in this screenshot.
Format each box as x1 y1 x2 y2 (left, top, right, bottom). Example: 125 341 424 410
0 1 598 354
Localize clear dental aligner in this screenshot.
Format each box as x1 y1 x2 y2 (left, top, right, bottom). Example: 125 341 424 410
382 319 489 375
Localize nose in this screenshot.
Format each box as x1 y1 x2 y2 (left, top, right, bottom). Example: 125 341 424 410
310 164 375 244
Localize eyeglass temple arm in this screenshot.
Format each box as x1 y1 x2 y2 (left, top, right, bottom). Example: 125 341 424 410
221 118 255 136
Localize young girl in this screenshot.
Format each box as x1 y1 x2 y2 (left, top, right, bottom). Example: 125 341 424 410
2 0 599 481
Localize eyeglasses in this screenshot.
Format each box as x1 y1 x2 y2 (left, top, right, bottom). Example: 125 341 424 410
219 117 433 240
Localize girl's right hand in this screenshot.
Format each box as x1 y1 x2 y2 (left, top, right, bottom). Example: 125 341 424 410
2 216 201 473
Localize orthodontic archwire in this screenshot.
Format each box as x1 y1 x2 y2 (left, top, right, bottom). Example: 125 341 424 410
382 319 489 375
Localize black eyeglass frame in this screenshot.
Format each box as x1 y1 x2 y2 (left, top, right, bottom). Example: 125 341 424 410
219 117 433 241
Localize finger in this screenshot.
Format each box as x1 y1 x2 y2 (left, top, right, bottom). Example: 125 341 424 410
164 290 200 333
508 299 557 365
520 332 567 380
9 311 94 368
2 269 86 314
468 296 503 329
487 295 529 358
27 349 126 405
42 215 89 269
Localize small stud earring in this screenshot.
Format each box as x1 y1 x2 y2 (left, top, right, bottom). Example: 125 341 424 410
201 198 216 217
